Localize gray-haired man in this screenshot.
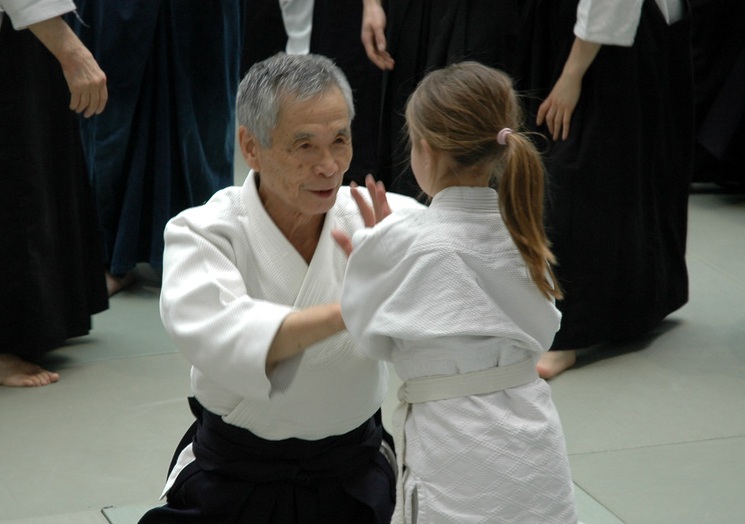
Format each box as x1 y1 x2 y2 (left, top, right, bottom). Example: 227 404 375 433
139 53 418 524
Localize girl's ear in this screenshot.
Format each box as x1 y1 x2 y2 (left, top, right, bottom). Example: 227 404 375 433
238 125 262 172
420 138 434 166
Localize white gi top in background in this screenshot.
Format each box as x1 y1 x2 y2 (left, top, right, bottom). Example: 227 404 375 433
279 0 313 54
0 0 74 31
575 0 685 46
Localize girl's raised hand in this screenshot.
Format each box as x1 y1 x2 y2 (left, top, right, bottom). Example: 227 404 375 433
332 175 391 256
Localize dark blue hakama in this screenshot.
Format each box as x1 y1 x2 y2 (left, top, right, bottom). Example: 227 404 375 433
70 1 244 275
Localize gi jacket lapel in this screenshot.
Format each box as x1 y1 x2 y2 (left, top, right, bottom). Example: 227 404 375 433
294 204 347 308
241 172 344 309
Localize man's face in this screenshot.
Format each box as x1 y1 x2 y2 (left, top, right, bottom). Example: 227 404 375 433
240 87 352 222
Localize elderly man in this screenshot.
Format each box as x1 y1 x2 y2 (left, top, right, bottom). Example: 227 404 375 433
139 53 418 524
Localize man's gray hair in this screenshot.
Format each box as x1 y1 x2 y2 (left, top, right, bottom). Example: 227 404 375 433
236 53 355 147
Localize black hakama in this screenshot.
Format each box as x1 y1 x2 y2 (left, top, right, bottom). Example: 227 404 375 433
138 398 395 524
690 0 745 184
0 24 108 358
378 0 525 198
521 0 693 349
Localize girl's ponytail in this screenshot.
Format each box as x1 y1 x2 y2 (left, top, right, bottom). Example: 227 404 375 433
499 131 562 300
405 61 562 300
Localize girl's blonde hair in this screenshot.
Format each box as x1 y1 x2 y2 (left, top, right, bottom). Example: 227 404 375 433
405 62 562 300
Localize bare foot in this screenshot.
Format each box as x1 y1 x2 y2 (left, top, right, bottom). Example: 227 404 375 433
106 270 135 296
537 350 577 380
0 354 60 387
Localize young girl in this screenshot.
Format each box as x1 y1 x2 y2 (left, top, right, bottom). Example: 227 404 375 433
338 62 578 523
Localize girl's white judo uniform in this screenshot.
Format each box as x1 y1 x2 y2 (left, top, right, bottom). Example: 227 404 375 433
341 186 578 524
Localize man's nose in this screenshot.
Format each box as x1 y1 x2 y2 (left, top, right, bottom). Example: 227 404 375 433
314 147 338 177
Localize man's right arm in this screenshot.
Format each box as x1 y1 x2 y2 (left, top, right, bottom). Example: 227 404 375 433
265 304 345 374
160 212 294 400
161 207 351 398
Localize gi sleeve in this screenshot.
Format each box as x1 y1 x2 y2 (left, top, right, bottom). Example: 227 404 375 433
0 0 75 30
160 214 294 400
340 223 408 363
342 215 487 359
574 0 644 46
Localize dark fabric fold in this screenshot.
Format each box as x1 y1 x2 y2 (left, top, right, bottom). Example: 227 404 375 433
0 21 108 358
139 398 395 524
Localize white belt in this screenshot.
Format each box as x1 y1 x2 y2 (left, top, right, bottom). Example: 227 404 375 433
390 358 539 523
398 357 538 404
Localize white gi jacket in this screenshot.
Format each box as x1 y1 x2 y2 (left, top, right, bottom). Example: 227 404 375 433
341 187 578 523
159 171 419 495
0 0 74 31
575 0 685 45
279 0 313 54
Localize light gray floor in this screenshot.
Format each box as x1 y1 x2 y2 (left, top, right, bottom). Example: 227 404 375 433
1 185 744 524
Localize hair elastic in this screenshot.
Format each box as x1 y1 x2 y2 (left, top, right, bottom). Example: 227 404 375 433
497 128 512 145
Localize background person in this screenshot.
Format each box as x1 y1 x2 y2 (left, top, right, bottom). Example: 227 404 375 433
70 0 244 295
524 0 693 378
0 0 109 387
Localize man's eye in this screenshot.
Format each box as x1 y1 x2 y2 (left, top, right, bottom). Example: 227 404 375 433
298 143 311 150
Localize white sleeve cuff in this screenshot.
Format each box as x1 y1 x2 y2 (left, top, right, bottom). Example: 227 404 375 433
0 0 75 30
574 0 644 47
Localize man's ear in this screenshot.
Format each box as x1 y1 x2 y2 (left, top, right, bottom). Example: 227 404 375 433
238 125 262 172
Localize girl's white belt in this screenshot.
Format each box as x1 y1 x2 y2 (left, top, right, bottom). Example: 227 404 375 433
398 357 538 404
389 357 539 523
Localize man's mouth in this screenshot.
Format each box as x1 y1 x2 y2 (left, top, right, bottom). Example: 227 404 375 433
310 188 335 198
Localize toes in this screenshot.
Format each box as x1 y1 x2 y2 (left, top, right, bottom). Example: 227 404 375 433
1 355 60 387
